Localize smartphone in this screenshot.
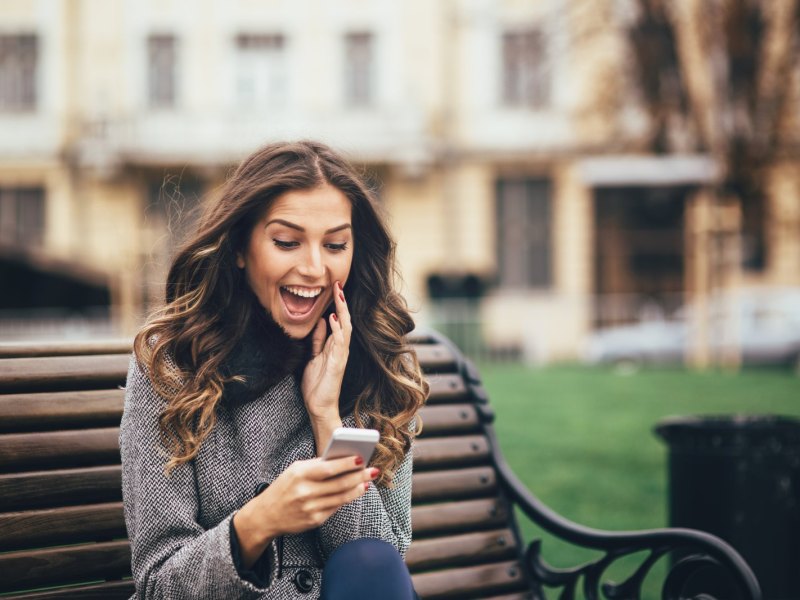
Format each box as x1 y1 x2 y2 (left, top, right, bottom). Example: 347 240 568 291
322 427 379 465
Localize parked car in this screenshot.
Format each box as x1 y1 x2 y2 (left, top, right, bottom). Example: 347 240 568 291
584 288 800 371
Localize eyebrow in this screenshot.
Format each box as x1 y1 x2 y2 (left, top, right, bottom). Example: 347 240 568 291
265 219 352 234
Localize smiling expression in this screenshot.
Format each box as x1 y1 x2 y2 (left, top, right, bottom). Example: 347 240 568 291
236 183 354 339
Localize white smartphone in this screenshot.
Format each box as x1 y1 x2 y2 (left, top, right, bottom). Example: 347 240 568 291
322 427 380 465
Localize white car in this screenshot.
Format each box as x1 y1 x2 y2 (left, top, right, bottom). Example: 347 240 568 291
584 288 800 371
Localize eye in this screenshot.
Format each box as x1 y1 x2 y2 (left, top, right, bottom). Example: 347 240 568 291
273 239 299 249
326 242 348 252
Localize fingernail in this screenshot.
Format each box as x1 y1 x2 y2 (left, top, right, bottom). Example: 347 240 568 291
370 468 380 479
363 482 370 491
332 313 338 322
355 456 364 466
339 293 345 302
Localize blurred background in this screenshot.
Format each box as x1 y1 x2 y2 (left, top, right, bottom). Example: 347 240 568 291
2 1 799 596
1 0 800 373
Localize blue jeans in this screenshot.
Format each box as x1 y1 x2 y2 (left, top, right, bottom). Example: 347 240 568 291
321 538 419 600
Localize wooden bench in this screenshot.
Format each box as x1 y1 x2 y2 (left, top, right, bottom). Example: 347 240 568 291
0 331 762 599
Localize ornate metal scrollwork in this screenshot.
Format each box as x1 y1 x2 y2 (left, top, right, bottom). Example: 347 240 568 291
524 537 745 600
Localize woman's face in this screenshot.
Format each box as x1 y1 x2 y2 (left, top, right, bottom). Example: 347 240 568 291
237 183 354 339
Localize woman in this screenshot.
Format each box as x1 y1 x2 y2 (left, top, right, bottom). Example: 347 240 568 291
120 140 428 599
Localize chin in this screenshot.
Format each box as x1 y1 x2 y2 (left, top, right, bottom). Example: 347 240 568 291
285 327 313 340
277 319 317 340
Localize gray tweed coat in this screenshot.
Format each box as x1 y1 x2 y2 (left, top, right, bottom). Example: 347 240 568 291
120 356 413 599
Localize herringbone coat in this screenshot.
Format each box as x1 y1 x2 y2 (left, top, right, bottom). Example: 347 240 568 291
120 356 413 599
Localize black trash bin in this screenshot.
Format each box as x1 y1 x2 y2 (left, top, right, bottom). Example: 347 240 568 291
655 415 800 600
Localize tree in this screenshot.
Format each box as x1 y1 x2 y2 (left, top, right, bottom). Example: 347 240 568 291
626 0 800 270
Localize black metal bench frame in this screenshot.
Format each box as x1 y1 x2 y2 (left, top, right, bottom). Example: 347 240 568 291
431 331 761 600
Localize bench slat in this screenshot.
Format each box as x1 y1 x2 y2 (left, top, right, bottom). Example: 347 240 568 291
0 340 132 359
0 339 445 368
0 428 120 473
425 374 469 404
0 388 475 436
415 344 457 372
413 435 490 470
0 540 131 592
0 336 438 356
412 467 496 503
0 379 465 434
0 465 122 512
0 355 129 394
0 502 126 552
5 580 134 600
0 333 395 354
412 497 509 537
406 528 517 573
417 404 479 436
1 498 506 552
0 390 125 433
411 560 528 599
0 430 487 474
0 464 492 513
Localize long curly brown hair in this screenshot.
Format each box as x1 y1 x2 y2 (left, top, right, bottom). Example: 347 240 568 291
134 140 428 485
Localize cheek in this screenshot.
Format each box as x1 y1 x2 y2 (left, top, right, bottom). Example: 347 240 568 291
337 255 354 282
250 247 285 284
242 260 271 297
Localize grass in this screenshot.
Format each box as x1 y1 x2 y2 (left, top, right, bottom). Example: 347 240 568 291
476 363 800 598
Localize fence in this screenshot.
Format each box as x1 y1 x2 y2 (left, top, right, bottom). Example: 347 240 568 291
427 293 688 365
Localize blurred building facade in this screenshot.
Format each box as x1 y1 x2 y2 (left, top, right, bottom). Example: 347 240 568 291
1 0 799 361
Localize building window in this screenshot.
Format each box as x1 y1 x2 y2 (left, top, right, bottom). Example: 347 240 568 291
235 33 287 109
344 32 374 107
0 187 45 248
148 34 177 108
502 30 549 108
0 34 37 111
496 178 551 288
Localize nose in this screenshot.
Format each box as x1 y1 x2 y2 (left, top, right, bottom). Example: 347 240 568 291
296 246 325 280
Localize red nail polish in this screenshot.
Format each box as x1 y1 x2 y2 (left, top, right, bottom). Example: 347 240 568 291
332 313 338 322
355 456 364 466
363 482 370 491
370 468 380 479
339 292 345 302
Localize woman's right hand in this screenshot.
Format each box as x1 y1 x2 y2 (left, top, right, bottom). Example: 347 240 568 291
232 456 378 569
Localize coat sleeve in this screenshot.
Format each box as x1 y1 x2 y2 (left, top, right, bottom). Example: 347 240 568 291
119 356 277 599
316 418 415 559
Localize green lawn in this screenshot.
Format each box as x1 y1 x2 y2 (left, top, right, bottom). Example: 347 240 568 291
477 363 800 598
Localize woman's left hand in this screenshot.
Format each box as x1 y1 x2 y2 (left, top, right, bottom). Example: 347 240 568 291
301 281 351 433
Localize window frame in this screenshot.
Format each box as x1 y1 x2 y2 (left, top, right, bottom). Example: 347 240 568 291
0 33 38 112
234 32 287 110
343 31 375 108
147 33 178 109
495 177 553 289
0 187 46 248
501 29 550 109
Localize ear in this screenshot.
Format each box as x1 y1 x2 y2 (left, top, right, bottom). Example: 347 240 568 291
235 253 245 269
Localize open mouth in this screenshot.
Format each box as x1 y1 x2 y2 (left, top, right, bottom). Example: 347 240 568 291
280 285 324 319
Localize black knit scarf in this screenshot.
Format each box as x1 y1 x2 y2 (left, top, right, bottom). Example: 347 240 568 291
220 307 310 405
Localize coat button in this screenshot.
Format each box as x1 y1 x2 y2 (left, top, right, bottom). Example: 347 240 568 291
294 569 314 593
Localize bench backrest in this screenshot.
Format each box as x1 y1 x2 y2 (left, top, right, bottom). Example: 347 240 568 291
0 336 532 599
